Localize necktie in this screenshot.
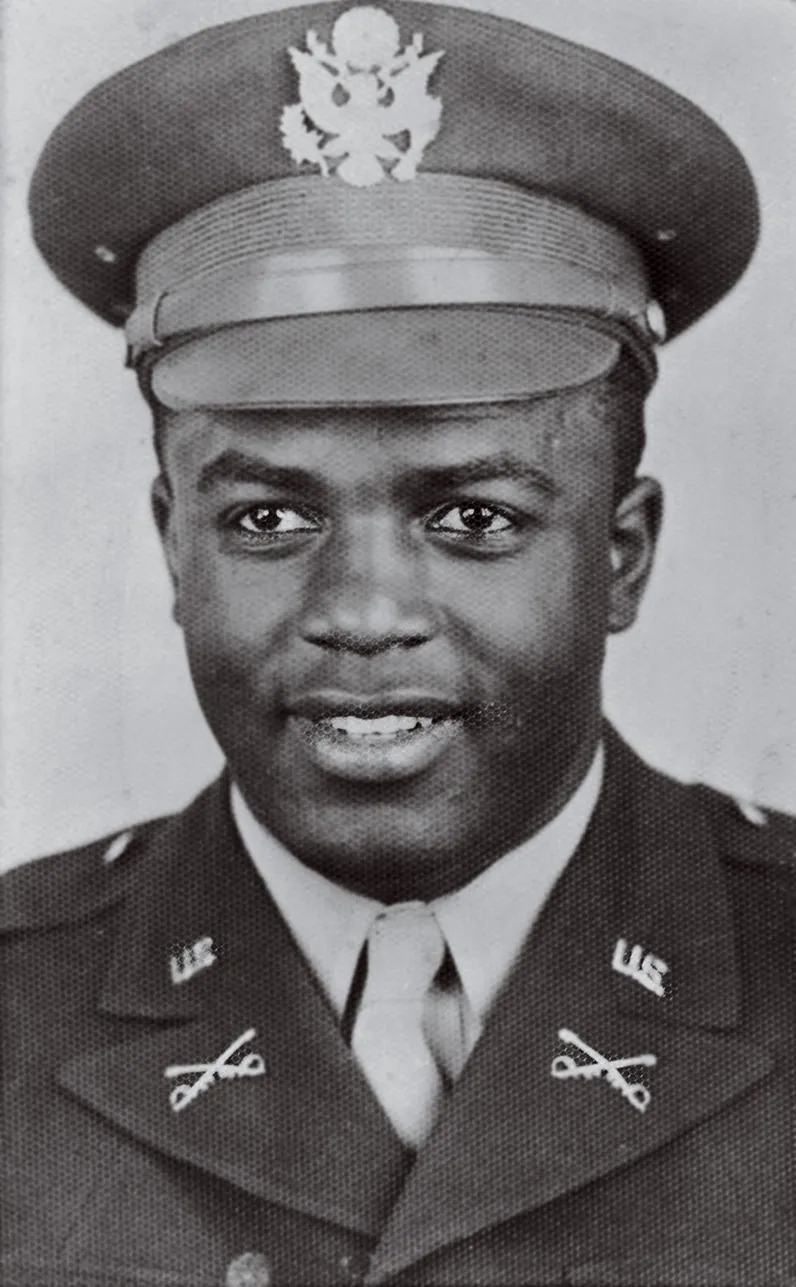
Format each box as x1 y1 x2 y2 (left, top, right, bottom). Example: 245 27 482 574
351 902 448 1149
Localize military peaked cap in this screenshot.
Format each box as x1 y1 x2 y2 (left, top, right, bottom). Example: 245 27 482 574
29 2 759 409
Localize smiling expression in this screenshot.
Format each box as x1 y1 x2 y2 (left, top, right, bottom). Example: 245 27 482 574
153 393 660 900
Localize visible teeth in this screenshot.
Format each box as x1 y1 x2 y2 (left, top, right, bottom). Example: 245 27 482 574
328 714 434 737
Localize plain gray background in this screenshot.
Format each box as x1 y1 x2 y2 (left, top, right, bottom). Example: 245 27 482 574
2 0 795 870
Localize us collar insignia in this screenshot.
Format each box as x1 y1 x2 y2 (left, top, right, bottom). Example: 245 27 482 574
281 5 445 187
612 937 670 998
169 935 217 985
552 1028 657 1113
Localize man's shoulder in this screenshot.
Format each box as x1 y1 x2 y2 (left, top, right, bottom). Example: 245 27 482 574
0 814 173 937
612 734 796 912
667 776 796 949
687 779 796 879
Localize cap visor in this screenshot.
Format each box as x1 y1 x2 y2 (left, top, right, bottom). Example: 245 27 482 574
150 309 621 410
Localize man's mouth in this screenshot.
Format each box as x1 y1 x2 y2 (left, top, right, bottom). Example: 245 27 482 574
286 693 463 781
326 713 435 739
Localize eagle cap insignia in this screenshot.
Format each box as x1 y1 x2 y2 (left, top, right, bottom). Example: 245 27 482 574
280 5 445 187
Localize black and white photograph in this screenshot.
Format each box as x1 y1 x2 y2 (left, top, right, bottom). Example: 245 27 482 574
2 2 795 1284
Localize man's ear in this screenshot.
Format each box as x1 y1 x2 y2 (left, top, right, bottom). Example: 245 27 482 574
607 476 663 634
151 474 182 626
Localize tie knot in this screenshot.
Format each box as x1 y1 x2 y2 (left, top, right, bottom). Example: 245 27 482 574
364 903 446 1002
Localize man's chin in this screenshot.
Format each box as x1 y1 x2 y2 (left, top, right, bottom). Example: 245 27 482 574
240 765 522 902
264 811 481 903
219 696 595 896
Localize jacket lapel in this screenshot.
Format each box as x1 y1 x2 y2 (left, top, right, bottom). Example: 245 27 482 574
56 740 776 1271
368 733 773 1281
58 779 411 1237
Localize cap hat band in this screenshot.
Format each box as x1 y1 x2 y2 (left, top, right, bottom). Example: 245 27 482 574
126 174 655 360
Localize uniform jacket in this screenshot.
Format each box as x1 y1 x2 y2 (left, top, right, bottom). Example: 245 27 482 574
2 731 795 1287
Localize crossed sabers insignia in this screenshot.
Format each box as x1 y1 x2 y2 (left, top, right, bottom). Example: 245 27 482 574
551 1028 657 1113
165 1028 266 1113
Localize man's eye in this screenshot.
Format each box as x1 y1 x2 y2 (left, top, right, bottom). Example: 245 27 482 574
235 506 320 536
428 504 514 535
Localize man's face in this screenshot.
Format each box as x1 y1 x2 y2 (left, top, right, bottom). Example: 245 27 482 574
154 393 659 900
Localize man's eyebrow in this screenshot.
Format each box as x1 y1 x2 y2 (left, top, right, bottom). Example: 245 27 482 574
404 454 559 495
195 448 559 496
196 450 318 495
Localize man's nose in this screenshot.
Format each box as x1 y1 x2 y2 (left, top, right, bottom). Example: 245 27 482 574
299 519 438 654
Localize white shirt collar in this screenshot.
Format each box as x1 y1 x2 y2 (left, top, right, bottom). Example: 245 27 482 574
231 744 604 1025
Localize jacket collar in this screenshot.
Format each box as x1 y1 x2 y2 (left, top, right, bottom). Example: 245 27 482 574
57 734 771 1273
367 730 771 1280
61 778 412 1236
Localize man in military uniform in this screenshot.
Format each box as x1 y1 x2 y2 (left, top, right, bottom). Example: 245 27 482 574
2 4 794 1286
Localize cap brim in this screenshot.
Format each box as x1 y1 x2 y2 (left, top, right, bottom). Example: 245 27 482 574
151 309 622 410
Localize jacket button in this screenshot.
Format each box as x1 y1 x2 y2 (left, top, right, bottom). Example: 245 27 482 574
226 1251 272 1287
339 1251 372 1282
